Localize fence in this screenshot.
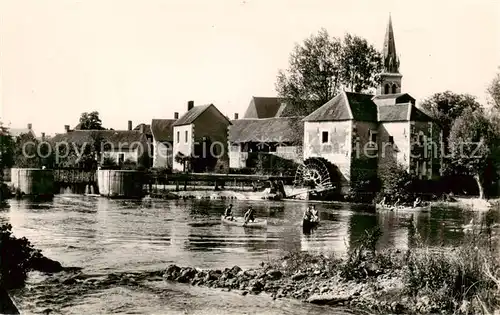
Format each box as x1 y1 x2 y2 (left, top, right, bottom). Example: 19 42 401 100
53 168 96 184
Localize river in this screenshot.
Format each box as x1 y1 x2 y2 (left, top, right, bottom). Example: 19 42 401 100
0 195 490 314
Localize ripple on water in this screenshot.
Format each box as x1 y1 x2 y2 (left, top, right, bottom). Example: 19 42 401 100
3 195 493 314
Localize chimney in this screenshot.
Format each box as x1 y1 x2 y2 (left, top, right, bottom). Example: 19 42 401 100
188 100 194 111
128 120 132 131
41 132 45 140
27 123 32 130
139 124 145 134
234 113 239 120
174 112 179 119
64 125 70 133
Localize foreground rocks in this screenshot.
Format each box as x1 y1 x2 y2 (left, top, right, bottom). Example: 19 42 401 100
159 249 500 315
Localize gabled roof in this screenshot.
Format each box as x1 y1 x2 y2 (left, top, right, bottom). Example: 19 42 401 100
151 119 176 142
243 97 283 119
9 128 36 138
303 92 378 122
133 123 152 135
378 103 433 122
173 104 231 127
372 93 415 106
229 117 304 144
50 130 147 149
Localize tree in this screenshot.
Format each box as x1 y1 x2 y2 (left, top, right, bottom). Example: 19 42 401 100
79 111 104 130
276 29 383 116
340 34 384 93
419 91 481 142
0 122 14 173
487 69 500 109
447 108 499 199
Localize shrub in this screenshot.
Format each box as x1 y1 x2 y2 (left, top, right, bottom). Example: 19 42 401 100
0 224 41 289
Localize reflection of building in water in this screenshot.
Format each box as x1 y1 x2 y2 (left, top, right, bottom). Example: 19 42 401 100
348 212 378 250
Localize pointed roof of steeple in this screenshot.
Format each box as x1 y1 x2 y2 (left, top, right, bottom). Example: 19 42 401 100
383 14 400 73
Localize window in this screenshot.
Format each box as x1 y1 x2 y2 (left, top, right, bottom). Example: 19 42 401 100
118 153 124 164
185 130 188 143
370 131 377 143
384 84 390 94
419 134 425 144
321 131 329 143
392 84 397 94
388 136 394 144
176 131 180 143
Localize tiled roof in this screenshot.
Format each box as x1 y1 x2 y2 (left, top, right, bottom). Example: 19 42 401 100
151 119 176 142
303 92 377 122
173 104 231 127
243 97 283 118
378 103 433 122
133 123 152 135
303 93 352 122
50 130 148 149
372 93 415 106
345 92 378 121
9 128 36 138
229 117 304 144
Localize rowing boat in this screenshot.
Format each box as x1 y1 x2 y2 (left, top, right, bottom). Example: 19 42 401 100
220 216 267 228
376 204 431 212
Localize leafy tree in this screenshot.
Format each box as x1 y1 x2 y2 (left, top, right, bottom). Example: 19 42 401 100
0 122 14 172
447 108 499 199
419 91 481 142
78 111 104 130
378 160 414 203
339 34 384 93
276 29 383 116
487 69 500 109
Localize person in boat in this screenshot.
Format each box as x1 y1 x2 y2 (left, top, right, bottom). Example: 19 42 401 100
243 206 255 223
303 206 313 222
379 196 387 207
310 205 319 223
393 198 401 209
224 204 234 220
413 197 422 208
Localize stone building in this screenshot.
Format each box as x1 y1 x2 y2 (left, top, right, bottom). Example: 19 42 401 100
302 16 441 193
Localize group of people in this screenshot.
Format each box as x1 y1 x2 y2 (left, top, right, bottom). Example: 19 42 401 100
378 196 424 210
223 204 255 223
303 205 319 223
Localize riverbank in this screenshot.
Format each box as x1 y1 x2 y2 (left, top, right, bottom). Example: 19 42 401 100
160 231 500 315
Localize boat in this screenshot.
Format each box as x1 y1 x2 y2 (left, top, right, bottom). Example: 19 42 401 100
376 204 431 212
220 216 267 229
302 218 319 233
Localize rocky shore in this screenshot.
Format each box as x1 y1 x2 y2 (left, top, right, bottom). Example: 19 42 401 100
160 247 500 315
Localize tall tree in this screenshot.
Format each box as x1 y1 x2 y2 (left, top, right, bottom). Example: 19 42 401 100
419 91 482 142
487 69 500 109
339 34 384 93
79 111 104 130
276 29 383 116
447 108 499 199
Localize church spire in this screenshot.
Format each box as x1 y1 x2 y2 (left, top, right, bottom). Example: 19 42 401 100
377 14 403 95
383 14 399 73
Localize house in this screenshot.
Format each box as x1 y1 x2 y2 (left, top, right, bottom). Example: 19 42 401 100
228 115 304 169
50 122 150 168
151 115 177 169
302 15 441 193
172 101 231 172
9 123 36 140
243 97 285 118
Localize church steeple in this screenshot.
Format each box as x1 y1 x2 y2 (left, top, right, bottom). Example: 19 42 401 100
383 14 399 73
377 14 403 95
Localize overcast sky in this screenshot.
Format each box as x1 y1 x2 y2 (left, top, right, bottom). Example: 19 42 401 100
1 0 499 135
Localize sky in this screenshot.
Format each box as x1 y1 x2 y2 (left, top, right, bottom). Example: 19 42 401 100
0 0 499 136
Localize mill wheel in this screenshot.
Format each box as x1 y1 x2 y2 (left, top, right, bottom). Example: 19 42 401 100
294 158 334 191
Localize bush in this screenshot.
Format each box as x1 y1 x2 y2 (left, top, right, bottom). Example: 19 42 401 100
0 224 41 289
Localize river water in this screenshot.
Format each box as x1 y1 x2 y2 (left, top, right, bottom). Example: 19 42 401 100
0 195 493 314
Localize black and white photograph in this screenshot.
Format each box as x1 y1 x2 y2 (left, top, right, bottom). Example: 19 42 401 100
0 0 499 314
